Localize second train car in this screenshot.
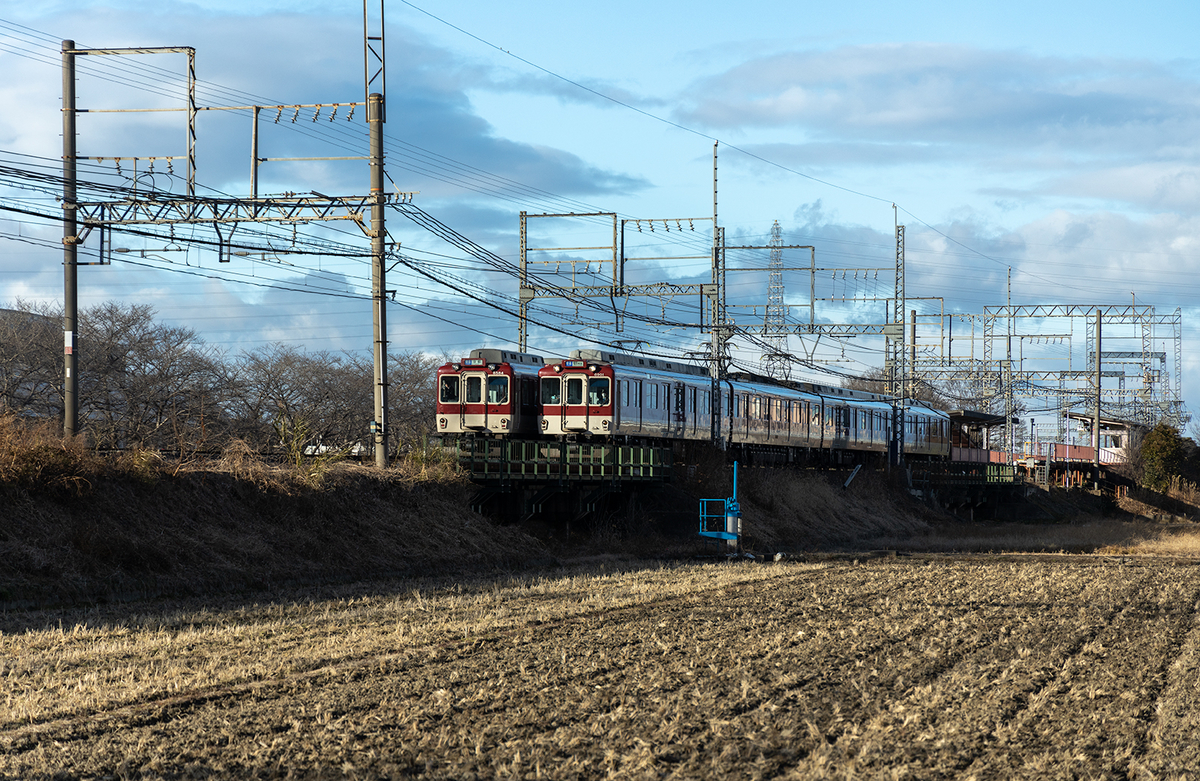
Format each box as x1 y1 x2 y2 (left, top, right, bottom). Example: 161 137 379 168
537 349 949 462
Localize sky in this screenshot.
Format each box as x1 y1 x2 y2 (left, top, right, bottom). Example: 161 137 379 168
1 0 1199 435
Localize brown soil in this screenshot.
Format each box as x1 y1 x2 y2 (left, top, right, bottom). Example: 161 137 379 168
4 557 1200 779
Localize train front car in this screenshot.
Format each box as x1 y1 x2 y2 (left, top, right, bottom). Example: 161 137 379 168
538 357 617 437
435 349 544 437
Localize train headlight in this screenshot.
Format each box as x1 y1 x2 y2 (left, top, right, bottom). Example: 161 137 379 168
541 419 548 430
602 419 611 430
500 418 508 429
438 418 447 429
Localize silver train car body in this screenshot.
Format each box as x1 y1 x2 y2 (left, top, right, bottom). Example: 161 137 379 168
539 349 950 461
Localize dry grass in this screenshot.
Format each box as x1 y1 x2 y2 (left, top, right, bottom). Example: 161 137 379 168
739 467 931 550
1 423 548 606
0 414 98 492
5 557 1200 778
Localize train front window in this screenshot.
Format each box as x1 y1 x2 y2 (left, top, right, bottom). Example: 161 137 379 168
487 376 508 404
541 377 561 404
566 377 585 405
465 375 482 403
588 378 610 406
439 376 460 403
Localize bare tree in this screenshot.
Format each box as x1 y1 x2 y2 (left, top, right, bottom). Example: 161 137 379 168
2 300 440 459
0 300 63 419
231 345 440 457
387 350 440 448
79 302 232 451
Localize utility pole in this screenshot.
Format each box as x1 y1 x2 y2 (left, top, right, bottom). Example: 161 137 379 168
1094 307 1102 491
62 40 78 439
369 91 388 468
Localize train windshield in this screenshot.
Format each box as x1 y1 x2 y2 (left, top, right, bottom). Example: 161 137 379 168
566 377 585 405
439 376 459 403
487 376 509 404
588 377 610 406
465 375 483 403
540 377 561 404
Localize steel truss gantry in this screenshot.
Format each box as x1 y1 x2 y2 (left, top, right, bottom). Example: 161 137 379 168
909 304 1185 437
59 0 403 467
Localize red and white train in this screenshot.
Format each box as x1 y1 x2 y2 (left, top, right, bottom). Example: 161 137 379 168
437 347 951 462
435 348 545 436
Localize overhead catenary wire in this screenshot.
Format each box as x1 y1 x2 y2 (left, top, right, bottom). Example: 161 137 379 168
2 14 1190 402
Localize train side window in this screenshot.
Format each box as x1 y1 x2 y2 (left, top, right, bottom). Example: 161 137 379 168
588 377 610 406
541 377 561 404
620 380 628 407
487 376 509 404
634 381 642 407
465 376 482 404
439 376 460 403
566 377 584 405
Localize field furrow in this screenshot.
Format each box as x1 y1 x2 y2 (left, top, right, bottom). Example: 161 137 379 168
5 558 1200 779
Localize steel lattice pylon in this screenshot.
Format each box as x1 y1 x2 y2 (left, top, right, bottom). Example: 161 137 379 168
762 220 789 380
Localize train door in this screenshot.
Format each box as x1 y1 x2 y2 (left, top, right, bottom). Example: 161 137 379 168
563 373 588 432
673 382 685 436
463 370 487 430
688 386 698 437
633 380 643 432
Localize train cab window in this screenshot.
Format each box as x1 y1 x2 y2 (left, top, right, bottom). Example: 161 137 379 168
465 376 483 404
487 376 509 404
540 377 561 405
439 376 460 403
588 377 610 406
566 377 585 405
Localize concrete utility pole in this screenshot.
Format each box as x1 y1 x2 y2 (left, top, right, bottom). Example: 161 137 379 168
1094 307 1102 490
62 40 78 439
369 91 388 468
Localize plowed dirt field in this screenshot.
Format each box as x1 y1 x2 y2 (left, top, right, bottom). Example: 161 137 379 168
4 556 1200 779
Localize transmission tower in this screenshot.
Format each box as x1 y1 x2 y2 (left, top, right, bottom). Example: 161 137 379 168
762 220 789 380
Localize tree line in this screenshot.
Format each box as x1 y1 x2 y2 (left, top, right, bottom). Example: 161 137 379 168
0 301 440 458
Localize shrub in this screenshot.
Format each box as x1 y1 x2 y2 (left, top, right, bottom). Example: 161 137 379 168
1139 422 1185 492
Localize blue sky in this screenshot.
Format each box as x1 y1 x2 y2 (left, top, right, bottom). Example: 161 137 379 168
1 0 1198 431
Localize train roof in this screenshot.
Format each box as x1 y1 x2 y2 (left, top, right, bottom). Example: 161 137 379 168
467 348 545 366
726 371 887 403
569 349 709 378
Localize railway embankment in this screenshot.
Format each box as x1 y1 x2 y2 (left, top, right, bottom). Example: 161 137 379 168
0 441 554 608
4 423 1198 609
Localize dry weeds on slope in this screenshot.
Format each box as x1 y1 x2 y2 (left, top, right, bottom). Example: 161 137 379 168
4 557 1200 779
1 418 551 606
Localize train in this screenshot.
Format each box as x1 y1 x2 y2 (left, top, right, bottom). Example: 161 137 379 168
436 347 951 464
